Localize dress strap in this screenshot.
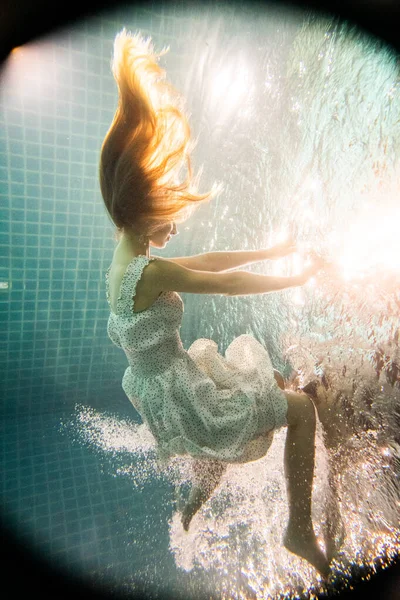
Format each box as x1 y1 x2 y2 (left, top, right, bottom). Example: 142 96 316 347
109 255 159 316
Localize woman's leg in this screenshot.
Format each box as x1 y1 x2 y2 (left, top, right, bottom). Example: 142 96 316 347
283 391 331 578
273 369 285 390
298 383 347 560
181 459 227 531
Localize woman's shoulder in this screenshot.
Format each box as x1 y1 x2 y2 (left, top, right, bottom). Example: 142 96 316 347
143 256 175 295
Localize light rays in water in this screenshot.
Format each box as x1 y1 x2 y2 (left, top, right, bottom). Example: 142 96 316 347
59 11 400 599
326 204 400 283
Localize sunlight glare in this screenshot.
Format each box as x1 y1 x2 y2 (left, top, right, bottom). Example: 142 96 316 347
209 60 253 122
330 207 400 281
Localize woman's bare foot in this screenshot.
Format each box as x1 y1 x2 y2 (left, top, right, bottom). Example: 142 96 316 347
324 506 346 563
283 521 331 579
181 487 208 531
181 503 197 531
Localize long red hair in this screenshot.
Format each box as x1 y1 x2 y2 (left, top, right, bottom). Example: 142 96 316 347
99 28 222 241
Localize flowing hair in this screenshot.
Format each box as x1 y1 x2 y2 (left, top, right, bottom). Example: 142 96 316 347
99 28 222 241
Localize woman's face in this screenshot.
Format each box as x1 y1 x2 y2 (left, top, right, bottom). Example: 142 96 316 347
150 221 177 248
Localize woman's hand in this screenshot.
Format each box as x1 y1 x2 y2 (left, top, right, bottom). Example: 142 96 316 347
268 234 297 259
298 252 327 285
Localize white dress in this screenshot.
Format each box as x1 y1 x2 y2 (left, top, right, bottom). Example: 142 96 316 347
105 255 288 465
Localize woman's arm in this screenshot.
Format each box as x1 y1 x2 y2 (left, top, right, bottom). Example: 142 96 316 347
168 247 284 273
209 236 297 272
168 237 296 273
206 248 287 273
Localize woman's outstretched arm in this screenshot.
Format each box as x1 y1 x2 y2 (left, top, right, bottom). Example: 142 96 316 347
206 235 297 272
170 239 297 273
169 248 284 273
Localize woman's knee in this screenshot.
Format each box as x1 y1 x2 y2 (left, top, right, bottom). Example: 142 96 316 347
284 391 315 428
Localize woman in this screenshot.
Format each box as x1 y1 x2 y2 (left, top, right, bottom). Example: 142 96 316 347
100 29 332 578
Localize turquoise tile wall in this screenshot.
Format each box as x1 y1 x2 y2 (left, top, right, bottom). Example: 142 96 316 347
0 6 196 413
0 6 215 597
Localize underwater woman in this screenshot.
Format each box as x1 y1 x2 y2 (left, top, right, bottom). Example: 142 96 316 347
100 29 336 579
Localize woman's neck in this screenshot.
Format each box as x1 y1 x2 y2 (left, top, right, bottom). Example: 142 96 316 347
119 233 150 258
